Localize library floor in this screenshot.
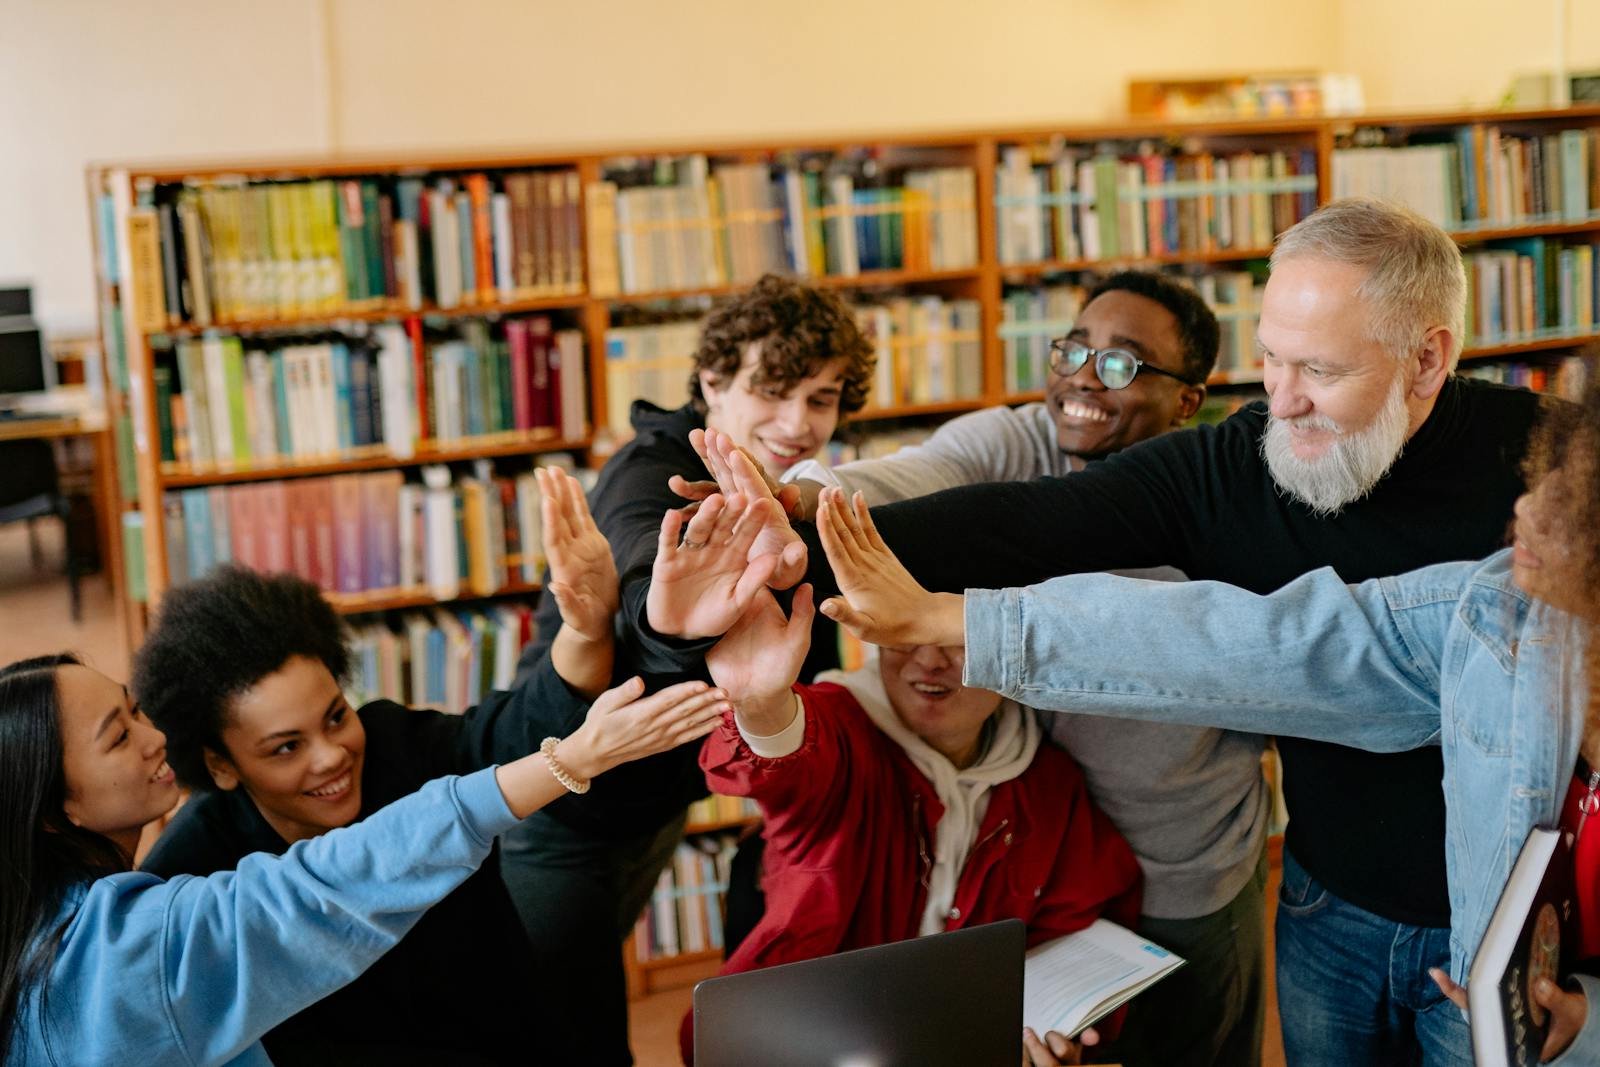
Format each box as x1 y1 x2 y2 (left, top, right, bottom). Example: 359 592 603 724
0 521 1287 1067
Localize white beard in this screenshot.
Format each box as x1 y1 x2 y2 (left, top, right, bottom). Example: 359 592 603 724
1261 373 1412 516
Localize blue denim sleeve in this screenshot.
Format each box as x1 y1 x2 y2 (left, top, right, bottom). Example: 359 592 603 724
962 563 1464 752
48 767 517 1065
1547 973 1600 1066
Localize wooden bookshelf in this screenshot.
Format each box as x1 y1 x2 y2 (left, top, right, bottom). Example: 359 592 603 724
87 104 1600 634
324 580 541 615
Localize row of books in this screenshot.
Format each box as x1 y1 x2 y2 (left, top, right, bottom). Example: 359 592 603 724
856 296 983 409
1462 240 1598 347
119 168 585 331
155 317 586 469
685 794 761 828
635 835 740 962
1459 355 1594 402
345 602 537 714
158 460 563 601
1332 127 1600 231
994 145 1318 264
585 156 978 296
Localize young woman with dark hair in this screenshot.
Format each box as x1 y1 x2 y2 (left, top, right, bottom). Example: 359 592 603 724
0 647 723 1065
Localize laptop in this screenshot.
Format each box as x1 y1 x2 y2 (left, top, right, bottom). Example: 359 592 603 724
692 919 1025 1067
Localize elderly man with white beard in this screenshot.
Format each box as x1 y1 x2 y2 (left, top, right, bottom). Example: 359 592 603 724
651 197 1555 1066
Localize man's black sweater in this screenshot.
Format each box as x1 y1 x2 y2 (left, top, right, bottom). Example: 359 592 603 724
140 661 587 1064
511 400 839 840
800 377 1546 927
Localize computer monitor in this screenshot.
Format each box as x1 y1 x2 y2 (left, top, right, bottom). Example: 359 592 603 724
0 286 31 318
0 320 47 400
692 919 1025 1067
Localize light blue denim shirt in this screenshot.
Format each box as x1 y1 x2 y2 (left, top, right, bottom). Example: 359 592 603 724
9 767 519 1067
963 549 1600 1064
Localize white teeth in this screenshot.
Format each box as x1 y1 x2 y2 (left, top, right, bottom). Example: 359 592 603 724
306 773 350 798
148 761 171 783
911 682 951 695
763 440 803 458
1058 399 1110 423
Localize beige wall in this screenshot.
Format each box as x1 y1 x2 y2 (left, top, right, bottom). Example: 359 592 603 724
0 0 1590 333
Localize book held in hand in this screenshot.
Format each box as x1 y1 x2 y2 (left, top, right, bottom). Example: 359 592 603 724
1467 825 1577 1067
1022 919 1184 1038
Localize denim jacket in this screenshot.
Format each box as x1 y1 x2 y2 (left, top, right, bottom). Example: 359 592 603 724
963 549 1600 1064
10 769 519 1067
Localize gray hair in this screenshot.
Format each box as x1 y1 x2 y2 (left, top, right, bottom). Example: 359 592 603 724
1271 197 1466 371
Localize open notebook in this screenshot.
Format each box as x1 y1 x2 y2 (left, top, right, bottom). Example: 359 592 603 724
1023 919 1185 1037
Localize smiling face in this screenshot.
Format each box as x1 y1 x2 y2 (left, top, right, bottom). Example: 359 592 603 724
1044 289 1203 459
58 665 179 856
1511 459 1600 621
204 654 366 844
878 645 1003 769
701 342 848 478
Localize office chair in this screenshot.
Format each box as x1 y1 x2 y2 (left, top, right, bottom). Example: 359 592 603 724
0 438 81 620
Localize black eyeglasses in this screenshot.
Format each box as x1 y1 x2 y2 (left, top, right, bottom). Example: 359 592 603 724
1048 338 1199 390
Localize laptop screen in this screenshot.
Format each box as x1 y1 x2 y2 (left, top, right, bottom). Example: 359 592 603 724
693 919 1025 1067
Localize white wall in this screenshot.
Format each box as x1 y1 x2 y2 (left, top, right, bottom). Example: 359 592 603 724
0 0 1591 334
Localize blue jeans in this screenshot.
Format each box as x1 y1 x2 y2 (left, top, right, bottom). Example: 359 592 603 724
1275 848 1471 1067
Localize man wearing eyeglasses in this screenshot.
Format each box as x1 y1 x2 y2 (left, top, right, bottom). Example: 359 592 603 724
778 271 1266 1067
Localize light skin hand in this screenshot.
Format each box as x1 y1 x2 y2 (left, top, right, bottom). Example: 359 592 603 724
496 677 730 818
646 491 781 639
1022 1026 1095 1066
706 585 815 736
669 427 804 517
541 467 618 699
701 428 808 588
552 677 732 782
814 487 965 649
1429 968 1588 1062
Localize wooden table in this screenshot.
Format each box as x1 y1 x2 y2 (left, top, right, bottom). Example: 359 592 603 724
0 390 119 629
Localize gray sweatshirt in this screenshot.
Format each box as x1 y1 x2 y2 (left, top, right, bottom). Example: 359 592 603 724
786 402 1269 919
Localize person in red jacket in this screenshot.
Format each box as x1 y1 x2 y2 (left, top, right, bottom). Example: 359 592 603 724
673 542 1141 1064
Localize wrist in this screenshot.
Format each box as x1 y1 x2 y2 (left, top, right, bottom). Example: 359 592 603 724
553 733 604 781
735 687 798 733
922 592 966 647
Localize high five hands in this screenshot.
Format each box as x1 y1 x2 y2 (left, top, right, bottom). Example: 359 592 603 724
814 486 965 650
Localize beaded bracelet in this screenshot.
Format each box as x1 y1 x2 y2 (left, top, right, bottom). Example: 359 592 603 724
540 736 591 794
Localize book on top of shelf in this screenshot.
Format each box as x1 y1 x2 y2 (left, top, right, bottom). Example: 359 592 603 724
140 167 584 330
585 153 977 296
995 140 1316 267
157 315 587 472
160 458 563 603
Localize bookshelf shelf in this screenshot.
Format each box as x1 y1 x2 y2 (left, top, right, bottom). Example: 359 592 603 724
1000 246 1277 278
158 293 587 339
638 947 722 972
159 433 589 487
683 815 761 836
87 106 1600 628
849 398 987 423
604 267 981 305
326 580 541 615
1460 331 1600 362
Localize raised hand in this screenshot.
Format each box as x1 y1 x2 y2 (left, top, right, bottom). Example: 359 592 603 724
669 428 806 518
816 487 964 649
555 677 732 780
538 467 618 642
701 428 807 589
646 491 782 639
706 585 815 720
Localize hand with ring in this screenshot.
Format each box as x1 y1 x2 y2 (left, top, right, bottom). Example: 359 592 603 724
646 491 785 639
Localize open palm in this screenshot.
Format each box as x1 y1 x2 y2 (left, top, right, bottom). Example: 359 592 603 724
539 466 618 642
647 492 782 639
706 585 815 705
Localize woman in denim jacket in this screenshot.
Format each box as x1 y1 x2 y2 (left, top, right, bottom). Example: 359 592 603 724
809 380 1600 1065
